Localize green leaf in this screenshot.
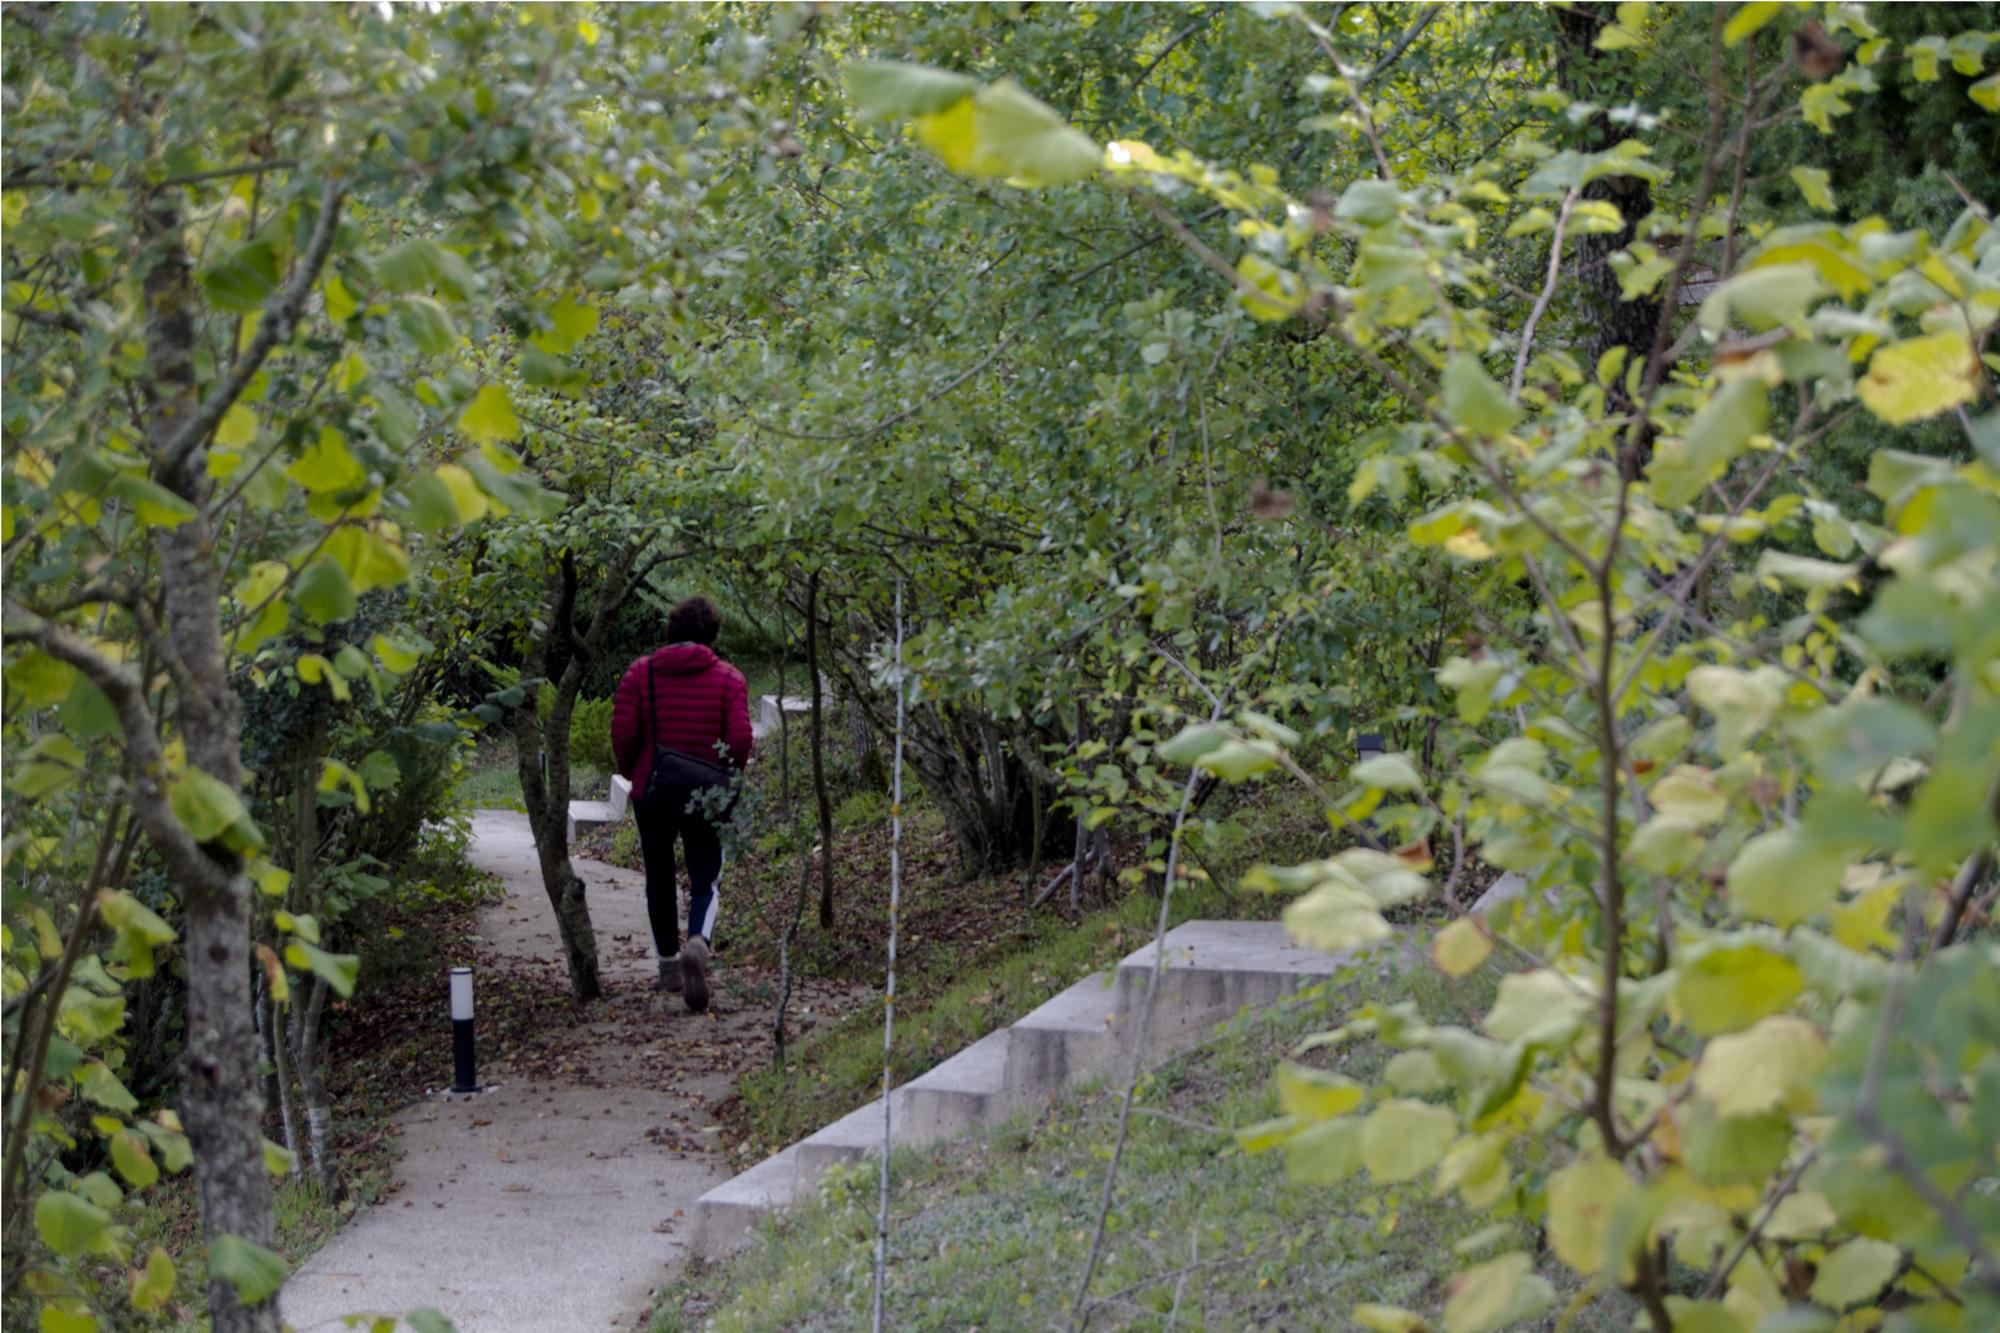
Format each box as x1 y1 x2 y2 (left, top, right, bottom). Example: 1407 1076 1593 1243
1789 165 1836 212
1676 940 1804 1036
1685 663 1784 758
1284 881 1392 953
78 1059 139 1113
1432 918 1492 978
1483 970 1592 1045
1442 1251 1554 1333
1352 1305 1427 1333
374 238 448 293
1682 1101 1793 1186
215 404 259 448
1351 752 1423 793
1547 1156 1635 1274
1789 696 1934 788
1856 332 1980 426
1809 1238 1901 1308
1336 179 1403 228
1234 253 1305 323
34 1190 112 1257
1723 1 1783 46
108 474 198 529
1440 354 1520 437
1157 722 1229 765
1195 738 1280 782
1694 1014 1827 1116
294 557 358 624
169 767 249 842
396 296 459 356
530 296 600 356
111 1130 159 1188
283 941 360 999
1727 828 1845 926
1359 1099 1457 1182
968 79 1101 187
458 384 522 444
209 1234 288 1306
286 427 366 494
1275 1062 1364 1120
1647 375 1769 507
400 470 464 533
131 1243 176 1311
1627 814 1704 875
405 1311 460 1333
1697 262 1827 335
39 1304 99 1333
842 60 977 118
1281 1115 1365 1185
263 1139 297 1176
200 236 281 312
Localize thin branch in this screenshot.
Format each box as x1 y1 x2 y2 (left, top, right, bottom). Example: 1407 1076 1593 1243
157 179 346 473
1069 690 1227 1329
1511 186 1581 403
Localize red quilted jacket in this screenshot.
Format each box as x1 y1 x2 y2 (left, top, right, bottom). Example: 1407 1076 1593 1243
610 643 754 792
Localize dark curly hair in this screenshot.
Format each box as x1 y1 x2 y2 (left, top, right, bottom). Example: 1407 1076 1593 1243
665 595 722 646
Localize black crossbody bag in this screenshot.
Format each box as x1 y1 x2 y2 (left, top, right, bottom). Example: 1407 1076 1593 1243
642 654 736 803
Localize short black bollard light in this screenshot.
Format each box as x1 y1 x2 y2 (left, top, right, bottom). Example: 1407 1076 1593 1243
449 966 479 1094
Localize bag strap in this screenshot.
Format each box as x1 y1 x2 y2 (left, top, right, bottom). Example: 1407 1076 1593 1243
643 651 657 746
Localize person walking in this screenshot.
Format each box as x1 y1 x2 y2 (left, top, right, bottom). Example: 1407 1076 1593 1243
610 596 753 1013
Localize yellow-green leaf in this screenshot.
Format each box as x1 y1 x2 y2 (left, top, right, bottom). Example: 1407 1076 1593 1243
1360 1099 1457 1182
458 384 521 444
215 404 258 448
1694 1014 1827 1117
131 1243 176 1311
1276 1062 1365 1120
209 1234 288 1306
1789 166 1836 212
1432 918 1491 978
169 767 248 842
1442 1251 1555 1333
286 428 365 494
1723 2 1782 46
1856 332 1980 426
1810 1237 1900 1308
35 1190 113 1257
1676 941 1803 1036
1727 828 1845 926
111 1130 158 1188
1547 1156 1635 1273
1440 354 1520 438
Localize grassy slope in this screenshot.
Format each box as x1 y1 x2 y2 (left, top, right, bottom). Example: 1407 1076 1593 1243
714 779 1329 1167
661 956 1628 1332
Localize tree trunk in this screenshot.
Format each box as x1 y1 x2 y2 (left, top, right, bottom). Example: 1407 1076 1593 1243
513 542 652 1000
515 620 603 1002
291 976 337 1195
258 980 300 1161
144 199 279 1333
808 570 836 929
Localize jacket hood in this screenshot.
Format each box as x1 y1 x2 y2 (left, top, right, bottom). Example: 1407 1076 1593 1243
653 643 721 675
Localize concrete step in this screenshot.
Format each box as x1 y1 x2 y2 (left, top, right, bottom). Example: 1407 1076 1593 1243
688 1143 803 1261
567 799 616 836
899 1030 1012 1143
1110 921 1347 1053
791 1096 898 1188
1004 972 1120 1102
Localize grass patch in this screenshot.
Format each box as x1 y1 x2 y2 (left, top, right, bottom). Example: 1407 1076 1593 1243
667 957 1632 1331
455 737 610 812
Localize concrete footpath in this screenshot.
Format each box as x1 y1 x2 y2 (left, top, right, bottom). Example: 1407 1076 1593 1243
282 811 734 1333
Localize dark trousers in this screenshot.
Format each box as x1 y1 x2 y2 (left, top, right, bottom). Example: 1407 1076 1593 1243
634 785 722 956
